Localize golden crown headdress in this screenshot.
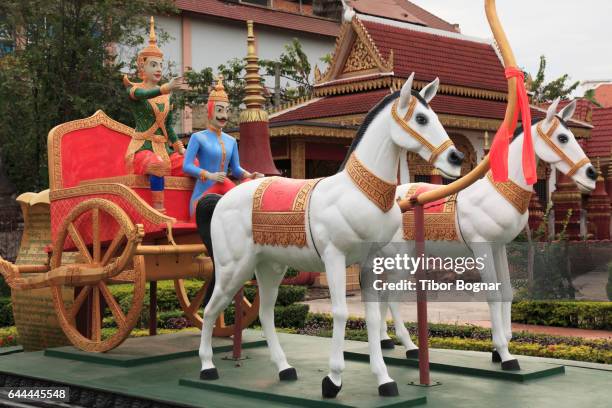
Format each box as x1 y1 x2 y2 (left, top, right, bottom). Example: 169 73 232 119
137 17 163 78
209 75 229 103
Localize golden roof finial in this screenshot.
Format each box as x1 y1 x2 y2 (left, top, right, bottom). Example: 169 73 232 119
240 20 268 123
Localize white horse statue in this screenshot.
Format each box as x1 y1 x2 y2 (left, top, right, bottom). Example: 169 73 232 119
378 98 596 370
198 73 464 398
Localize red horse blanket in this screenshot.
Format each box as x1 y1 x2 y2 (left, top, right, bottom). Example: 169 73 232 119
252 177 322 247
403 183 459 241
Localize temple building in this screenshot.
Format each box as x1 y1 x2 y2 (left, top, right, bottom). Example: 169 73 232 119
263 9 592 236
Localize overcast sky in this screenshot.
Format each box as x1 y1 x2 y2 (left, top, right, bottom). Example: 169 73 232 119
409 0 611 94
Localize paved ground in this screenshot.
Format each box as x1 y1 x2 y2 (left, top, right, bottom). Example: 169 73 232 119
573 269 609 301
302 292 612 339
1 330 610 408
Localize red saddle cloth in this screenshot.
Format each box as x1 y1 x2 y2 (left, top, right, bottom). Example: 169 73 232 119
252 177 322 247
402 183 459 241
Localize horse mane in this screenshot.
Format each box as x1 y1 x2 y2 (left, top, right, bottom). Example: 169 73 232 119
337 90 428 171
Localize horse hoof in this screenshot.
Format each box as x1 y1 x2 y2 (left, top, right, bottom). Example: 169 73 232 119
322 376 342 398
200 368 219 380
501 359 521 371
378 381 399 397
405 349 419 359
492 350 501 363
279 367 298 381
381 339 395 349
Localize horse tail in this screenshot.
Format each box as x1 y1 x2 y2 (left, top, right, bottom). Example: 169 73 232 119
195 194 223 308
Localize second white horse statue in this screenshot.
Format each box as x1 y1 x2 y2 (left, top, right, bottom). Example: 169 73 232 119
377 98 596 370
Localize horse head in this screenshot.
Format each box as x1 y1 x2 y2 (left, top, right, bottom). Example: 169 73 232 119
390 73 464 180
533 98 596 193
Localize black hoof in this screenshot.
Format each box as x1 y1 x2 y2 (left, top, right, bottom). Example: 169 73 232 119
200 368 219 380
279 367 298 381
322 376 342 398
501 359 521 371
492 350 501 363
405 349 419 359
381 339 395 349
378 381 399 397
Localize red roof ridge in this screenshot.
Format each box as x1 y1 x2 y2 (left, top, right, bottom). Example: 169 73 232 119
357 13 493 46
530 105 593 129
269 97 324 120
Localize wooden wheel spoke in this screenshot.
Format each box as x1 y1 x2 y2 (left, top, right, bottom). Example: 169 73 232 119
92 208 101 263
70 286 92 320
187 284 209 315
101 232 125 266
99 281 126 330
241 296 252 311
68 223 93 264
91 287 101 342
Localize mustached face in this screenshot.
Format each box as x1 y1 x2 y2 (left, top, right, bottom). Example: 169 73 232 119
209 102 229 130
142 57 163 84
534 98 596 193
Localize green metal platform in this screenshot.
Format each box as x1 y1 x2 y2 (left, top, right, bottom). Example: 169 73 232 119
0 330 609 407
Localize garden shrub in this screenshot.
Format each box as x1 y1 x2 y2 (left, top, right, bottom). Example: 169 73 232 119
0 298 13 327
511 301 611 330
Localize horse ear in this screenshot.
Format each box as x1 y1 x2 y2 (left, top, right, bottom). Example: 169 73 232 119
399 72 415 110
546 97 561 123
419 77 439 104
559 99 577 122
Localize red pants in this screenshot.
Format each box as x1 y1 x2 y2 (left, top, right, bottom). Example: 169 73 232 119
134 150 196 176
190 179 237 222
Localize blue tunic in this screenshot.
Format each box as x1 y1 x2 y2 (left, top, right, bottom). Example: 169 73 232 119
183 129 246 215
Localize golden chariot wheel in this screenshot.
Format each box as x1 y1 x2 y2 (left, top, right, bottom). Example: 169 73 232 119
174 277 260 337
50 198 145 352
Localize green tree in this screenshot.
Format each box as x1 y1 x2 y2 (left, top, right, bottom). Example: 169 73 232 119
528 55 580 103
0 0 175 193
261 38 313 103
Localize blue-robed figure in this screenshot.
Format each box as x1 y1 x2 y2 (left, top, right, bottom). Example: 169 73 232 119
183 77 262 219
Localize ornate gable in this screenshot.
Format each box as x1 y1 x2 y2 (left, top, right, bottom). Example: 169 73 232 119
315 17 393 85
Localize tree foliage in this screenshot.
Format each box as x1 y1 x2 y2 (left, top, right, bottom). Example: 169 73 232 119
0 0 175 193
528 55 580 103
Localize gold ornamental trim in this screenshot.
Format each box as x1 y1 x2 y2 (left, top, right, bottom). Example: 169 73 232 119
402 185 459 241
486 172 532 214
252 177 323 248
48 110 135 191
345 153 396 212
79 175 195 191
240 109 269 123
50 183 175 226
269 125 356 139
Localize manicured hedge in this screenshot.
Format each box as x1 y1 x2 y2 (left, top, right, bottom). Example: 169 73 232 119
111 281 306 314
511 301 611 330
287 313 612 364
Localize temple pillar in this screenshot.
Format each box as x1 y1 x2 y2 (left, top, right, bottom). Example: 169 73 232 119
586 165 611 240
551 171 582 240
290 140 306 179
181 15 193 133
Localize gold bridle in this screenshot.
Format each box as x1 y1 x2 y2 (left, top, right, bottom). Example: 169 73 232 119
391 97 455 165
536 118 591 177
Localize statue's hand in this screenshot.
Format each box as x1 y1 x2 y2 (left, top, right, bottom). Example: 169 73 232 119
252 172 265 179
209 172 226 183
168 76 185 91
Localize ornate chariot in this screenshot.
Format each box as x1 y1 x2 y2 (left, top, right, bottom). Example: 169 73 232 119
0 110 260 352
